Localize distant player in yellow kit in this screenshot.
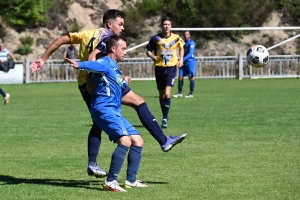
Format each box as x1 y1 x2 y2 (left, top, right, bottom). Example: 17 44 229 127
146 16 185 128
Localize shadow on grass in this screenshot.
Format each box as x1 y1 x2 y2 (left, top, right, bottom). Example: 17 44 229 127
0 175 102 190
85 124 144 128
0 175 168 190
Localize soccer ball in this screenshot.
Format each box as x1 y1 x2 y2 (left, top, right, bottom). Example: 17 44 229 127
246 45 269 68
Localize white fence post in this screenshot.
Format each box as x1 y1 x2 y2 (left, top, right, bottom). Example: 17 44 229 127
238 54 243 80
25 57 30 83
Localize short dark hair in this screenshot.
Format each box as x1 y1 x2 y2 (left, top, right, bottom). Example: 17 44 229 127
106 35 127 53
160 16 172 25
103 9 125 25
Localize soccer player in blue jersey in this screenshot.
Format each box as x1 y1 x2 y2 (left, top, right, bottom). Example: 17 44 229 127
65 35 148 192
173 31 196 98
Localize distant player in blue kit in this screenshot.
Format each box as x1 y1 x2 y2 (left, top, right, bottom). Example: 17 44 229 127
173 31 196 98
65 35 148 192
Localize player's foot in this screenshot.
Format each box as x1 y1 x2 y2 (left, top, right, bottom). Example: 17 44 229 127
161 119 168 128
173 93 182 98
87 163 107 178
125 180 148 188
161 133 187 152
4 93 10 105
185 94 193 98
103 180 127 192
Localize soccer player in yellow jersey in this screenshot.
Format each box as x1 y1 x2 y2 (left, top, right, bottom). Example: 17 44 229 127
146 17 185 128
30 10 187 179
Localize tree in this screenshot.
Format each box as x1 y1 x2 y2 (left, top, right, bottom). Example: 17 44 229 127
0 0 50 29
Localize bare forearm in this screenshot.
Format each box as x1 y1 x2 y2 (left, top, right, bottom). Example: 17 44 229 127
179 48 184 60
41 35 71 62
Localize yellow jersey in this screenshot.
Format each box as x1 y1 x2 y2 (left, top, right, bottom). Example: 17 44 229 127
146 33 185 67
69 28 112 86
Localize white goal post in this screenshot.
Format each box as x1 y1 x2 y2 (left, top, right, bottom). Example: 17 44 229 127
127 27 300 52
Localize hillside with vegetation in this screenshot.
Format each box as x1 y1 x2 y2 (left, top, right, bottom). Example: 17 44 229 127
1 0 300 60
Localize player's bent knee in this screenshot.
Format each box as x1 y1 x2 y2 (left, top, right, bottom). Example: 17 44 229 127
130 135 144 146
118 136 132 147
122 90 145 108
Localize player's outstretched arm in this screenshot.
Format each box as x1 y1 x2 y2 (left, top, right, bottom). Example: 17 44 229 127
88 48 101 61
64 58 79 69
30 35 71 73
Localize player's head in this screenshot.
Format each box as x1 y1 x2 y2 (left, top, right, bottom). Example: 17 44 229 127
0 43 4 51
106 35 127 62
160 17 172 34
184 31 191 41
103 9 125 36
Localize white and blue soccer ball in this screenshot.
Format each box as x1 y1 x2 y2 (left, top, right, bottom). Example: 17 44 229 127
246 45 269 68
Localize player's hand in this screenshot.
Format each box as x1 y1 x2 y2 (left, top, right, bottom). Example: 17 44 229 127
64 58 79 69
178 59 183 68
30 58 45 73
123 76 131 84
152 56 159 62
86 73 94 95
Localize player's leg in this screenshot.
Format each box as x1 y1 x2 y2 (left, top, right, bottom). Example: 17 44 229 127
0 87 9 105
185 60 196 98
173 66 185 98
96 112 131 192
122 73 188 152
117 119 147 188
122 87 168 146
158 66 176 128
78 83 105 177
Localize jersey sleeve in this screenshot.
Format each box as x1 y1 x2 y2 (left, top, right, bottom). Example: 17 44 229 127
146 37 155 51
184 41 196 61
69 31 84 44
95 36 110 54
177 37 185 49
78 61 108 73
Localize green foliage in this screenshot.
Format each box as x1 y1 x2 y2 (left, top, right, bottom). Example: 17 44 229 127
0 0 50 28
0 24 7 39
225 51 234 56
19 36 34 46
135 0 162 16
14 44 33 55
123 0 280 39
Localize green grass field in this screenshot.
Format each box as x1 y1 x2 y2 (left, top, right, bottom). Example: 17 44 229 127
0 79 299 200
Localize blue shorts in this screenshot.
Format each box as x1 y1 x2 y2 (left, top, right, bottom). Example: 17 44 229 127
179 59 196 78
122 87 131 98
155 66 176 90
92 108 139 143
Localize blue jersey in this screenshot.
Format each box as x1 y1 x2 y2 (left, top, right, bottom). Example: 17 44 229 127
77 56 128 114
183 39 196 63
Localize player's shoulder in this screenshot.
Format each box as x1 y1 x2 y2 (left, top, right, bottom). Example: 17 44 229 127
190 39 196 44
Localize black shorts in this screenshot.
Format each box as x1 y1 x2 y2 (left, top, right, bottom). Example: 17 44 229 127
155 66 176 90
78 83 92 111
79 83 132 110
122 86 132 97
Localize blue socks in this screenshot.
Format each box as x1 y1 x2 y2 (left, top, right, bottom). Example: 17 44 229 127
135 102 167 145
107 144 129 182
190 80 195 95
178 80 183 93
160 98 170 120
88 122 102 163
126 145 143 182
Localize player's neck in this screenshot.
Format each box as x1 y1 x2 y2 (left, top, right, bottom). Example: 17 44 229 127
108 54 117 63
162 32 171 38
